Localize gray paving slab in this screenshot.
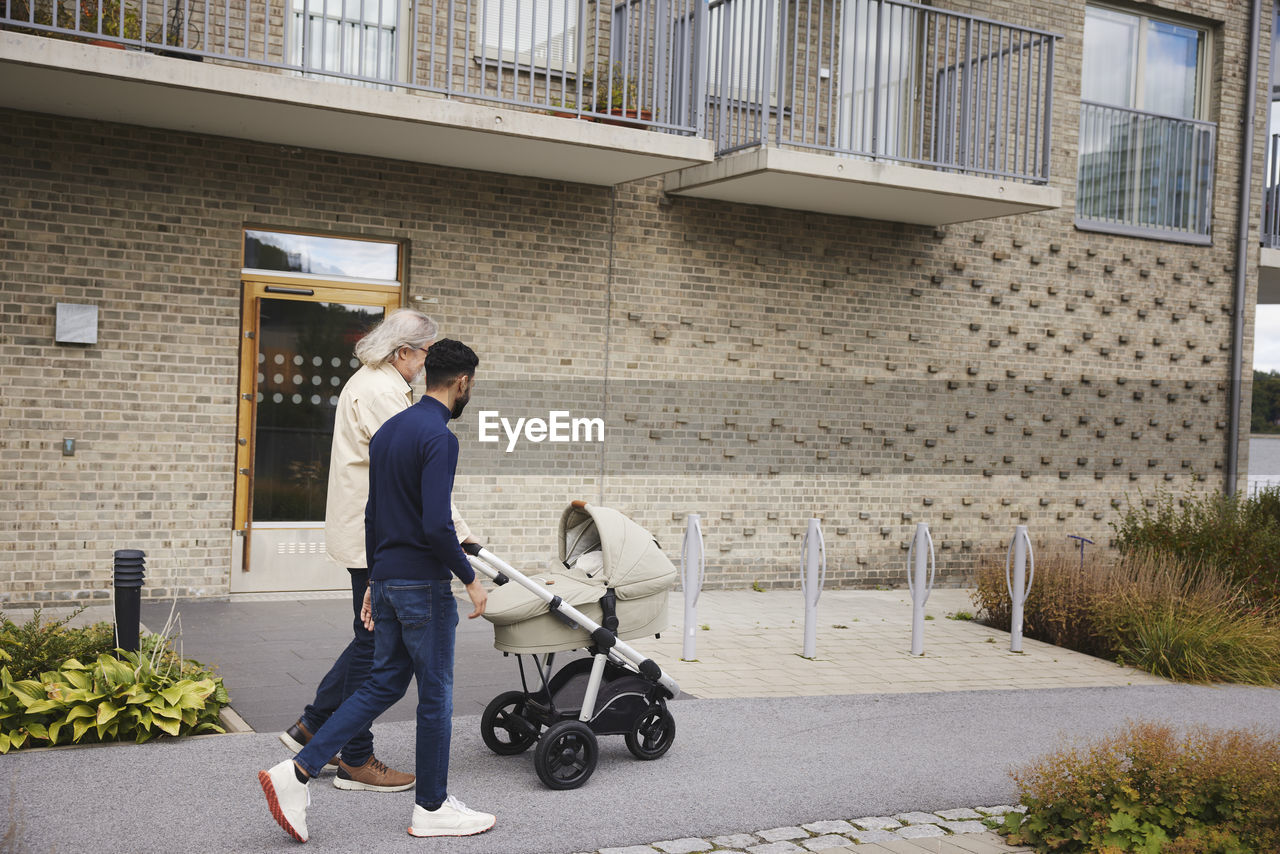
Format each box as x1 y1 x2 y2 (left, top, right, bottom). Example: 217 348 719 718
938 821 989 835
896 824 945 839
803 821 856 835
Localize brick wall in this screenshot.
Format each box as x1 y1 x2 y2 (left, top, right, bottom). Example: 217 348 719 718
0 0 1269 605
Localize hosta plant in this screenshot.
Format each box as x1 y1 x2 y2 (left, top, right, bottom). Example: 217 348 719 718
0 647 227 752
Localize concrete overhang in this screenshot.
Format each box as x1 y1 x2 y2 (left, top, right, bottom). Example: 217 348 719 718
0 32 713 185
663 145 1062 225
1260 247 1280 304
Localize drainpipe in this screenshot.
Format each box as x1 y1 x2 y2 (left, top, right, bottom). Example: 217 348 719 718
1228 0 1263 496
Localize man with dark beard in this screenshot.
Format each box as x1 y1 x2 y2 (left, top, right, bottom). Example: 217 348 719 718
258 339 496 842
279 309 476 796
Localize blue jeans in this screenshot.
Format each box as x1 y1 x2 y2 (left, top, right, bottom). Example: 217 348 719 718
299 568 375 766
295 579 459 810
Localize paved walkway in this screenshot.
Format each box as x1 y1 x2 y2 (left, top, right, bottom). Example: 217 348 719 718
0 588 1212 854
645 588 1165 698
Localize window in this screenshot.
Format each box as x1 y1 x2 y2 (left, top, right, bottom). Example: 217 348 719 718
1076 5 1215 242
478 0 579 73
289 0 402 83
706 0 781 105
244 230 401 282
837 0 919 156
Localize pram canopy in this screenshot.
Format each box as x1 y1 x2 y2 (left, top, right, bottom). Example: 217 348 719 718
483 502 677 653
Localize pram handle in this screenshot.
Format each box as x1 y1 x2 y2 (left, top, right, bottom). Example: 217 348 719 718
468 547 680 699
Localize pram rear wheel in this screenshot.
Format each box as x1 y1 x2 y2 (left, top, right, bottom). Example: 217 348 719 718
625 704 675 760
481 690 538 755
534 720 598 790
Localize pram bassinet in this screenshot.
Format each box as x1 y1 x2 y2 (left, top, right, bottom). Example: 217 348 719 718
483 503 677 653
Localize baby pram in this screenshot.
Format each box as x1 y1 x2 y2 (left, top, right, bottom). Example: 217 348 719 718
462 500 680 789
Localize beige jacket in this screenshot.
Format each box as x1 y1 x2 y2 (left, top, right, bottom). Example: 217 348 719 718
324 362 471 568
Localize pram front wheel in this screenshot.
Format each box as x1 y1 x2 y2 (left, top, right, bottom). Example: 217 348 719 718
625 704 675 760
481 690 538 756
534 720 598 790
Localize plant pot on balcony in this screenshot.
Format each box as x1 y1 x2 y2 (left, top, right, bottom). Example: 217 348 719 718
597 108 653 128
155 48 203 60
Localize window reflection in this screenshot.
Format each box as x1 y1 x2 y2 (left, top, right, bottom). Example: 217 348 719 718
245 230 400 281
253 299 385 522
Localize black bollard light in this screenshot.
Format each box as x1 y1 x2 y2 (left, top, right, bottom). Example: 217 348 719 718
113 549 146 653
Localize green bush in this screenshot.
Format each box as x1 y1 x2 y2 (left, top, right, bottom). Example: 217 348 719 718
0 649 228 752
0 608 229 752
1113 486 1280 604
1005 721 1280 853
0 608 119 682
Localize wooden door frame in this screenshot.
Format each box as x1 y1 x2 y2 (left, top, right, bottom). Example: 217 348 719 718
234 277 402 570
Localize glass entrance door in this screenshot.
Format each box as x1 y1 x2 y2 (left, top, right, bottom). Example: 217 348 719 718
233 279 400 593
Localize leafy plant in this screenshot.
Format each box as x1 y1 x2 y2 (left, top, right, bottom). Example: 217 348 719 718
0 649 227 753
63 0 141 38
1004 721 1280 853
589 63 641 112
552 64 648 115
0 608 118 683
0 606 228 753
1113 485 1280 603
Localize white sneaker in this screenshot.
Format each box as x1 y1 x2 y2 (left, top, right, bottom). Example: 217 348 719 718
258 759 311 843
408 796 496 837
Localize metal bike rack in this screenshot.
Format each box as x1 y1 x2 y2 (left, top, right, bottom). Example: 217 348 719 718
800 518 826 659
1005 525 1035 653
906 523 935 656
680 513 705 662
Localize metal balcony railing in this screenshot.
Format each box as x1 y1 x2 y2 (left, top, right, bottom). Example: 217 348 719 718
1076 101 1216 242
1 0 704 135
704 0 1057 183
4 0 1062 184
1264 133 1280 249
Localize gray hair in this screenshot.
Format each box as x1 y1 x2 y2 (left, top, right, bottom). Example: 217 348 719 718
353 308 439 368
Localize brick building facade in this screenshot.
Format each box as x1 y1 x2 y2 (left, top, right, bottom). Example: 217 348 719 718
0 0 1271 605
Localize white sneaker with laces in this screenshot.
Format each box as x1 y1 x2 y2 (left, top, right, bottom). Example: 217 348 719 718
408 795 496 837
258 759 312 843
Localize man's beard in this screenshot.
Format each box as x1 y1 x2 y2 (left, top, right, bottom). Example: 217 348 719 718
450 391 470 419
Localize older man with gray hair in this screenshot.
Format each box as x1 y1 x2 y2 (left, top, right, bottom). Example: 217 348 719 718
278 308 476 793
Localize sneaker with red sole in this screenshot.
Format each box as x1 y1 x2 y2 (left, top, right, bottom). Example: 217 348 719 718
258 759 310 843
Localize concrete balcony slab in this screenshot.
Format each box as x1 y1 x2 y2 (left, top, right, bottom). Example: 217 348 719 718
663 145 1061 225
0 32 713 186
1259 247 1280 304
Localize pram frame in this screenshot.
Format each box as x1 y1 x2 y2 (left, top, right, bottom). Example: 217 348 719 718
467 545 680 726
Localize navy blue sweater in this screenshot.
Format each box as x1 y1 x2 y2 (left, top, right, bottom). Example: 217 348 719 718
365 396 475 585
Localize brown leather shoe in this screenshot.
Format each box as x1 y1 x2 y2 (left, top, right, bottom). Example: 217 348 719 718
333 756 415 792
279 719 340 771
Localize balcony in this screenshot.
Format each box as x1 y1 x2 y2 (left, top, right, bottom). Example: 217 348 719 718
1261 133 1280 304
0 0 714 185
663 0 1062 224
1075 101 1216 245
2 0 1061 222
